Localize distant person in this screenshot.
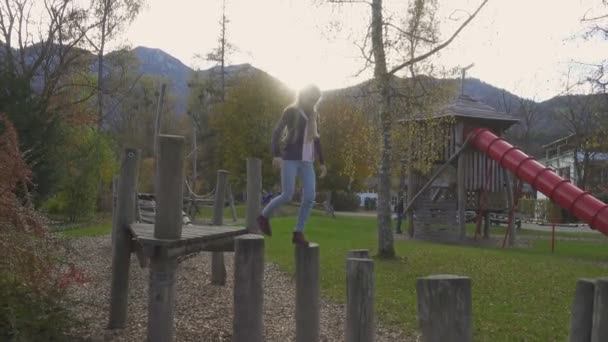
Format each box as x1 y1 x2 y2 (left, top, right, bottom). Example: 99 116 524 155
257 84 327 246
395 198 404 234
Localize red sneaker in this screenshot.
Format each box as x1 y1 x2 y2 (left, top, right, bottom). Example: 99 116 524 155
257 215 272 236
292 232 309 247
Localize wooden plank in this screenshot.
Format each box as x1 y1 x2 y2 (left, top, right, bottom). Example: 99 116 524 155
130 223 247 248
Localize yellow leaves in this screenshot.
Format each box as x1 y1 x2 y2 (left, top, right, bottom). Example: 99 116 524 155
210 73 293 188
397 116 455 174
318 96 378 190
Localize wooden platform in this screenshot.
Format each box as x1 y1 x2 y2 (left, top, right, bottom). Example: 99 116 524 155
129 223 248 258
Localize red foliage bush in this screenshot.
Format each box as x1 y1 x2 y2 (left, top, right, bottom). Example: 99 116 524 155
0 114 87 339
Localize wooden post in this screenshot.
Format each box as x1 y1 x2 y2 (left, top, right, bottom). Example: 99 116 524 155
233 234 265 342
504 169 516 246
592 278 608 342
111 176 119 245
456 123 467 240
189 122 198 218
211 170 229 285
483 211 490 239
570 278 595 342
153 84 167 159
246 158 262 233
212 170 229 225
108 149 139 329
346 258 375 342
147 135 184 342
407 163 416 238
348 249 370 259
228 182 238 222
416 275 472 342
296 243 320 342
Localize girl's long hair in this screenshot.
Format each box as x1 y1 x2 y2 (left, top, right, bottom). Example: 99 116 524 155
295 84 321 142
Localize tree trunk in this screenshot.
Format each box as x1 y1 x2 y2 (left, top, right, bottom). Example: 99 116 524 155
581 150 590 191
97 9 107 130
371 0 395 258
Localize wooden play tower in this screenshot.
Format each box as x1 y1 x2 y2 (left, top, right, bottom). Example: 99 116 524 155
402 94 519 244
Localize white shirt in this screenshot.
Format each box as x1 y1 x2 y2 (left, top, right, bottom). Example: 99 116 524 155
298 108 314 162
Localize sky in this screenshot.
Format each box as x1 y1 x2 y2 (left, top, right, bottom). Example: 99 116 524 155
116 0 608 101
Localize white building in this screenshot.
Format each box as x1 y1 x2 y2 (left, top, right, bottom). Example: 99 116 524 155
537 134 608 200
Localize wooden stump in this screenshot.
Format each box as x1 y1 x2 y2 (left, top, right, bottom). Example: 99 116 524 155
346 258 375 342
233 234 265 342
570 278 595 342
246 158 262 233
347 249 370 259
108 149 139 329
296 243 320 342
483 211 490 239
416 274 472 342
592 278 608 342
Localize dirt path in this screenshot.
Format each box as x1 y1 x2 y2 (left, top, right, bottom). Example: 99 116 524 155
67 235 411 342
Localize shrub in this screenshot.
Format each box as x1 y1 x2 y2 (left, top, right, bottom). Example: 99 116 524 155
332 191 361 211
43 127 116 222
0 115 84 340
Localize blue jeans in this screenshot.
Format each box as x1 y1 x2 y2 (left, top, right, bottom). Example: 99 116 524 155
262 160 316 232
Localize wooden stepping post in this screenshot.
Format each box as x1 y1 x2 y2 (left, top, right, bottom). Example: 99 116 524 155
108 149 139 329
346 258 375 342
211 169 229 285
246 158 262 233
570 278 595 342
347 249 370 259
592 278 608 342
147 135 185 342
233 234 265 342
296 243 320 342
416 274 472 342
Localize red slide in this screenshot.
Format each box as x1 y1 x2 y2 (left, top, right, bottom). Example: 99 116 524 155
469 128 608 235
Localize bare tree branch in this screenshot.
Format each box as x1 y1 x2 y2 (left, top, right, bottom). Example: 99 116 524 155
328 0 371 5
388 0 488 76
383 22 436 44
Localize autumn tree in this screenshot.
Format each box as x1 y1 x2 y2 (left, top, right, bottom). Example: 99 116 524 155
211 72 293 192
327 0 488 258
0 0 93 202
317 96 378 192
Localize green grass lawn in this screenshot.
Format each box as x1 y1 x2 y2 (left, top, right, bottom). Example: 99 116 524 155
193 204 247 221
265 215 608 342
61 210 608 341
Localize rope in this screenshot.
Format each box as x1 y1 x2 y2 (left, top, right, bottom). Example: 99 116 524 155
184 180 215 200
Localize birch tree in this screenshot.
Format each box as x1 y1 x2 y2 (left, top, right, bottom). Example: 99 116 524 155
328 0 488 258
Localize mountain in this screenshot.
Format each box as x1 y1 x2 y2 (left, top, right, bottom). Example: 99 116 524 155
130 46 262 115
132 46 192 104
123 47 577 153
